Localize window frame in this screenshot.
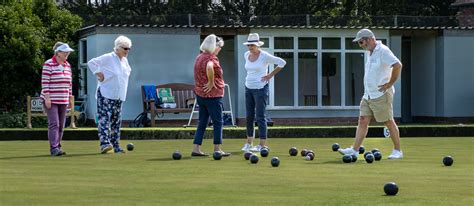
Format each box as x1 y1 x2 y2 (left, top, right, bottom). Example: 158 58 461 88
263 34 389 110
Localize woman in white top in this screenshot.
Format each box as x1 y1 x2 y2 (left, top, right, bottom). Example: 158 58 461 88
87 35 132 154
241 33 286 152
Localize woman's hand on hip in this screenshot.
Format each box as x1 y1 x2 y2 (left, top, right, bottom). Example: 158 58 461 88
96 72 104 82
261 74 272 82
203 81 215 93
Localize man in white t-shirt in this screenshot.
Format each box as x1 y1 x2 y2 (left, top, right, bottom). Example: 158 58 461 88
338 29 404 159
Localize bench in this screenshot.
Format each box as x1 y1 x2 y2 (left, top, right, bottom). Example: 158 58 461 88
26 95 77 129
141 83 195 127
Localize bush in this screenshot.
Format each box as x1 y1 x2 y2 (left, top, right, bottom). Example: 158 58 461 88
0 112 48 128
0 1 82 112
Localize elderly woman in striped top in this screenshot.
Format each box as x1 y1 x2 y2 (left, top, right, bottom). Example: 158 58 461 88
41 42 74 156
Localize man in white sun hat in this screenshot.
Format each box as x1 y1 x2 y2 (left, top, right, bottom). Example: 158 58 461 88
338 29 404 159
241 33 286 152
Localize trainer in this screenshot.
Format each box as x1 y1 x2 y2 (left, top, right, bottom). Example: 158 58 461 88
191 34 230 157
87 35 132 154
41 42 74 156
338 29 403 159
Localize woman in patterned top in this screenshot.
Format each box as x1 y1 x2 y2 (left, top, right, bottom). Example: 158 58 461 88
191 34 230 157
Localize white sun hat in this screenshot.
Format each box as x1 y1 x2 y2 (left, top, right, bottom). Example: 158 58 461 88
243 33 264 46
55 43 74 52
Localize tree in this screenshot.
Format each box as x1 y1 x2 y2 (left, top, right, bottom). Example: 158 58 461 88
0 0 82 112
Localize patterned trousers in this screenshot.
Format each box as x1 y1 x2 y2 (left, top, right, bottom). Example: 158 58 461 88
97 88 123 149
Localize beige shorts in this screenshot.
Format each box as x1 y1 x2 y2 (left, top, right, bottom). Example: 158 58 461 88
360 90 393 122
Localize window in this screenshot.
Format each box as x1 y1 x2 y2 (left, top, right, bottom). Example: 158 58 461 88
260 37 270 48
262 34 390 109
298 37 317 49
345 53 364 106
275 37 293 49
79 39 88 96
274 52 294 106
298 52 318 106
322 53 341 106
80 39 87 64
322 38 340 49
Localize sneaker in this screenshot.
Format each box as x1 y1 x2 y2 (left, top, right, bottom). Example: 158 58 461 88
387 149 403 159
100 145 113 154
241 143 253 151
216 151 232 157
250 145 263 152
338 147 358 157
59 150 66 156
114 147 126 153
51 148 63 156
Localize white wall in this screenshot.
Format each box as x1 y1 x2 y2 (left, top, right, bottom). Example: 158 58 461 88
410 30 474 118
84 33 200 120
442 33 474 116
390 35 402 117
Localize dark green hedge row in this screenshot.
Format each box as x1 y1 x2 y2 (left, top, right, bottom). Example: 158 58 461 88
1 126 472 141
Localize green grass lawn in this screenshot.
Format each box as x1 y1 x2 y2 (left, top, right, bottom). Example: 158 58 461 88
0 137 473 205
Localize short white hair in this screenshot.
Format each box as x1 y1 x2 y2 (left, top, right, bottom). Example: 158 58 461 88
114 35 132 51
200 34 224 53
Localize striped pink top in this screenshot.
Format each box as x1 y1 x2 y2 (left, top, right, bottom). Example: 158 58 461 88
40 56 72 104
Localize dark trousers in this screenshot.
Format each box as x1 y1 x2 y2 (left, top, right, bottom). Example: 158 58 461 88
193 95 223 145
245 84 268 139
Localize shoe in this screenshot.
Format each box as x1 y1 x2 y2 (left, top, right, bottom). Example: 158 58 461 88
387 149 403 159
216 151 231 157
59 150 66 156
100 145 113 154
250 145 263 152
191 152 209 157
51 148 63 156
338 147 358 157
241 143 253 151
114 147 126 153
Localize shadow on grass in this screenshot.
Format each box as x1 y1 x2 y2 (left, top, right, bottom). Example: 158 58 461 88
146 156 193 161
0 152 101 160
318 160 344 164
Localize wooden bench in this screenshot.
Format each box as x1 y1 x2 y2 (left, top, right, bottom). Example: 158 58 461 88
141 83 195 127
26 96 76 129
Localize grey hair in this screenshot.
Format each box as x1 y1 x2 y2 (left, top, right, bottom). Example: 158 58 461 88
53 42 64 55
200 34 224 53
113 35 132 51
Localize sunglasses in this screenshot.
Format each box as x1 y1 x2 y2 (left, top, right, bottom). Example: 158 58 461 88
357 38 368 45
122 47 131 51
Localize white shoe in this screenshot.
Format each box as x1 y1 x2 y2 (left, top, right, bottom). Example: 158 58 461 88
387 149 403 159
250 145 263 152
338 147 358 157
241 143 253 152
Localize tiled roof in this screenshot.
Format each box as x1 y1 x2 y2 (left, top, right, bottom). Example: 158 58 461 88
79 24 474 32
